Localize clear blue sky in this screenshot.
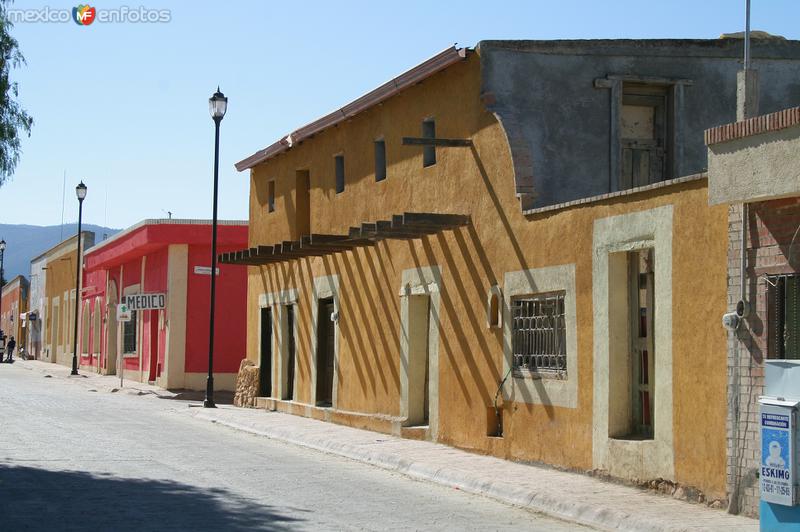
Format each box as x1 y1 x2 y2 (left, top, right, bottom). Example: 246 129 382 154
3 0 799 230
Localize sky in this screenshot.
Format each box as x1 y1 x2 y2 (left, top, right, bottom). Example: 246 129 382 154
2 0 799 230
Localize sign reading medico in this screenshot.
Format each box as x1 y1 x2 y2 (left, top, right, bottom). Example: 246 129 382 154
122 293 166 311
760 403 795 506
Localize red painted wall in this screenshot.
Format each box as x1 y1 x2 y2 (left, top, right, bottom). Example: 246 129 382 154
185 244 247 373
81 222 248 385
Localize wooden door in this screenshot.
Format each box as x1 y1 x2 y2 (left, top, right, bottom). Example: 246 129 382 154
259 307 273 397
285 305 295 400
316 298 335 406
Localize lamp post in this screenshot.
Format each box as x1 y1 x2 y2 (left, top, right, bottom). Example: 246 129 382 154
71 181 87 376
0 239 5 341
205 87 227 408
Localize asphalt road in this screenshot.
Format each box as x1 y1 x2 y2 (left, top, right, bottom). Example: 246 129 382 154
0 362 590 531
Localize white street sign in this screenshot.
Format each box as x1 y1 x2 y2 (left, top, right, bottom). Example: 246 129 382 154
122 293 166 311
193 266 220 276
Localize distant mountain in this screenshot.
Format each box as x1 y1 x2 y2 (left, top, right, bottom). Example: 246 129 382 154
0 223 120 280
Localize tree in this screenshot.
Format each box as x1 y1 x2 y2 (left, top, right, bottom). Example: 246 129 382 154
0 0 31 185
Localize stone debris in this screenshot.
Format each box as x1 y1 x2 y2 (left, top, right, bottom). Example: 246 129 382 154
233 359 259 408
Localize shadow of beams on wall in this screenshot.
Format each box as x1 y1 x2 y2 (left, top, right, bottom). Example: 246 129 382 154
0 464 303 531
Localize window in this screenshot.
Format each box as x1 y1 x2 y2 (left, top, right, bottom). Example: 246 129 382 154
511 292 566 375
81 302 90 354
422 119 436 167
620 83 671 189
334 155 345 194
374 140 386 182
768 275 800 360
92 301 102 354
268 180 275 213
629 249 654 439
123 310 137 354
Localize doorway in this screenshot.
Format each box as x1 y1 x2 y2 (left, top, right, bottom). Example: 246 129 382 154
147 312 158 383
259 307 273 397
407 295 431 426
106 281 117 375
284 304 296 400
315 297 335 407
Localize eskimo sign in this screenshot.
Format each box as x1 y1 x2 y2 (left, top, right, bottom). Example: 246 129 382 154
760 405 795 506
122 293 166 311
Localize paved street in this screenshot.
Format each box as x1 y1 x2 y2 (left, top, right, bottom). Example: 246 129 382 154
0 362 589 531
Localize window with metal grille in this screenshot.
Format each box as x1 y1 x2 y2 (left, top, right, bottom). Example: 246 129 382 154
123 310 137 354
511 292 566 375
768 275 800 360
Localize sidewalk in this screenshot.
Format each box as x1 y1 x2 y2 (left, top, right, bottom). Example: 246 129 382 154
19 359 758 532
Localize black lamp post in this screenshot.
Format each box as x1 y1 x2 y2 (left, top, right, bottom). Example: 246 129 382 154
0 239 5 341
205 87 227 408
71 181 87 376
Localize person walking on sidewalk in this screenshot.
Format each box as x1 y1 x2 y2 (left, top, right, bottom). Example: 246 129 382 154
6 336 16 362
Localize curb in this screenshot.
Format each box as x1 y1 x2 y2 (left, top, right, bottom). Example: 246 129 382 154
189 410 732 532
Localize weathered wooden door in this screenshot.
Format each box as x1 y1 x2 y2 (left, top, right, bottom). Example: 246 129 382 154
259 307 272 397
621 91 667 190
316 298 335 406
285 304 295 400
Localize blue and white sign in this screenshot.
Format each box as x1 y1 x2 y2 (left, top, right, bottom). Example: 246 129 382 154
760 404 795 506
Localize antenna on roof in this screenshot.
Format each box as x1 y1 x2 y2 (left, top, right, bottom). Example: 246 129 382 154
162 210 172 219
736 0 758 121
744 0 751 71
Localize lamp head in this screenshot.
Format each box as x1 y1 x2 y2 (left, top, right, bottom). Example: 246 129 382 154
76 181 87 201
209 87 228 121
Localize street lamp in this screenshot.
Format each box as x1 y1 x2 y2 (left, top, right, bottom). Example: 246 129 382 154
0 239 5 341
71 181 87 376
205 87 227 408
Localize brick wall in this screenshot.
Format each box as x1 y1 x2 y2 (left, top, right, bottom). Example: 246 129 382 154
727 198 800 516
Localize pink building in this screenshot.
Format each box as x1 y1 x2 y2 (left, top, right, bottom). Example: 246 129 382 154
79 219 248 391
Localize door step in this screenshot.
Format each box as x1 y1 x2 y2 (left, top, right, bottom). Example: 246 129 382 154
401 425 430 441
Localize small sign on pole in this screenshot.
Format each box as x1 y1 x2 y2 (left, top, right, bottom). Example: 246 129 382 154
117 303 132 322
193 266 220 276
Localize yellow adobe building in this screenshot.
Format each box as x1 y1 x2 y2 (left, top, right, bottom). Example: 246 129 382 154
224 40 800 502
41 232 95 367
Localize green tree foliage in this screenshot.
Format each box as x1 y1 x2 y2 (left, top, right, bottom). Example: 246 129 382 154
0 1 31 185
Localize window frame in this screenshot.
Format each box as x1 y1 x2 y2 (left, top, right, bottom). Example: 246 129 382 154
768 274 800 360
422 118 436 168
510 291 567 377
502 264 578 409
374 139 387 182
267 180 275 213
122 309 138 355
334 154 345 194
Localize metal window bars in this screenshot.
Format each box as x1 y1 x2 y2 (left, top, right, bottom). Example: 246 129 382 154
511 292 567 375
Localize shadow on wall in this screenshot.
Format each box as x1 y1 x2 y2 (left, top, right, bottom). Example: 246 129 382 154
0 464 304 531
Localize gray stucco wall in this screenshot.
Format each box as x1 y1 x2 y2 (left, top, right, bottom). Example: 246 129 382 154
708 124 800 205
479 39 800 208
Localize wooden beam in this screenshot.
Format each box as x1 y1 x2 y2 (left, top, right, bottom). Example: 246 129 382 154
402 137 472 147
402 212 470 227
303 234 351 245
374 220 429 239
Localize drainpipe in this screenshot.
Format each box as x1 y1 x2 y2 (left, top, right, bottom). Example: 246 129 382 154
729 1 757 514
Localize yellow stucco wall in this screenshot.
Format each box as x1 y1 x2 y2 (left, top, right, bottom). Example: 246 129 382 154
243 53 729 498
44 244 79 366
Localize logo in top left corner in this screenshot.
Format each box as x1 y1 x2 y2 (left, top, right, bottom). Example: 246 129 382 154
72 4 96 26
